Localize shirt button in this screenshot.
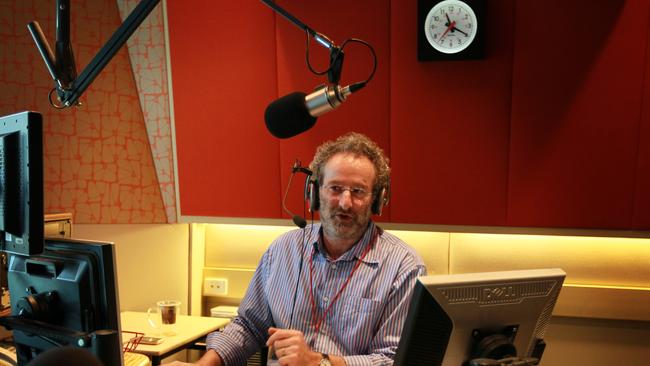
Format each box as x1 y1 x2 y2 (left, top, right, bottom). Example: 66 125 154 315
323 296 329 303
331 264 337 270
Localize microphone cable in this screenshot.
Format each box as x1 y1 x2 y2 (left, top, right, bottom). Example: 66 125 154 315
289 160 314 329
288 223 307 330
304 31 378 88
289 189 314 329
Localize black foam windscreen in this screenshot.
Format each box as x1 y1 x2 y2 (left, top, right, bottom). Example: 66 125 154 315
292 215 307 228
264 92 317 139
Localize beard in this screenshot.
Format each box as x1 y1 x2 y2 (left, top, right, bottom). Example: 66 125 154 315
320 201 372 242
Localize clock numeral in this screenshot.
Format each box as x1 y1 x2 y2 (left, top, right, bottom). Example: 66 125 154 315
434 15 440 21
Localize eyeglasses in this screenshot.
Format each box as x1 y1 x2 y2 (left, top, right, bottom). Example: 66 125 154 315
322 184 371 199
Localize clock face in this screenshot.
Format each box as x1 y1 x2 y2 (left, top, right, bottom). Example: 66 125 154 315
424 0 478 54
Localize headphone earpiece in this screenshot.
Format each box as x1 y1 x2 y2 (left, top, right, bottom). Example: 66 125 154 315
371 186 389 216
305 177 320 212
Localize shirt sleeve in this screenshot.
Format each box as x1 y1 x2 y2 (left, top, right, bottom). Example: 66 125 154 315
342 260 427 366
205 249 274 366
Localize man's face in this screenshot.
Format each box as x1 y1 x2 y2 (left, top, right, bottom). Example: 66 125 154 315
319 152 376 242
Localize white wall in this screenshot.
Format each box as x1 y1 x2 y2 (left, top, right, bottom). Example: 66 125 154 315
543 317 650 365
73 224 190 314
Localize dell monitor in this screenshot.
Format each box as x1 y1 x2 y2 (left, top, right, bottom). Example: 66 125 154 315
394 268 566 366
0 111 43 256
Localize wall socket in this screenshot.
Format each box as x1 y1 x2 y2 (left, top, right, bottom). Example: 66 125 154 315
204 278 228 296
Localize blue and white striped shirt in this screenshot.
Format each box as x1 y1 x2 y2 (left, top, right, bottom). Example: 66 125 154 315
206 222 427 366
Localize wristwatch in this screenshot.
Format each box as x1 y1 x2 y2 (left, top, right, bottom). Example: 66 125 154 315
319 353 332 366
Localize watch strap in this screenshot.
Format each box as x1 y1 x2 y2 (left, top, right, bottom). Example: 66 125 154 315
320 353 331 365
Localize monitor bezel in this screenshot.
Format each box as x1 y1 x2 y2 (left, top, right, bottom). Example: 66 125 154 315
0 111 43 256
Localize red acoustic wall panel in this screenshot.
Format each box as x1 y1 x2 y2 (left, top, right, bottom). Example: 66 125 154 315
272 0 393 223
507 1 648 229
167 1 281 218
388 0 515 225
634 7 650 228
167 1 650 230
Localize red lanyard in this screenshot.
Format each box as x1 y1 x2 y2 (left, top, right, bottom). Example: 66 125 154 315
308 228 377 338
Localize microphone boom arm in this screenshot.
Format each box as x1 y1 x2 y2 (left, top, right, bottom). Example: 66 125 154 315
28 0 161 108
260 0 334 50
261 1 377 138
260 0 344 84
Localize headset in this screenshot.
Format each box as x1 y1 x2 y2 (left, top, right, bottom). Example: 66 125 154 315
304 175 390 216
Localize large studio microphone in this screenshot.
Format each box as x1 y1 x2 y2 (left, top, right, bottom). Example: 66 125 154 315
265 81 366 139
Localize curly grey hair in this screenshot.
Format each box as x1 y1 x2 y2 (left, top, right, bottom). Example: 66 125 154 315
309 132 390 195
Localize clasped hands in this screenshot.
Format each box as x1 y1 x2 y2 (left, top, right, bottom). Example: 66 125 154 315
267 327 322 366
163 327 322 366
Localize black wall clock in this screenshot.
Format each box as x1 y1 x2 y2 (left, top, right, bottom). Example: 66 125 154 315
418 0 485 61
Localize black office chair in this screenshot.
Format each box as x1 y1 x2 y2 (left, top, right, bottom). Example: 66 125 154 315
0 347 16 366
28 347 103 366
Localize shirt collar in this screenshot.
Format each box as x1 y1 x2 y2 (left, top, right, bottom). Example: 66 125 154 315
313 221 381 265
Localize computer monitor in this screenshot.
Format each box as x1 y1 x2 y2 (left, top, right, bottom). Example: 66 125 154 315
394 268 566 366
0 111 124 364
6 237 123 365
0 111 43 256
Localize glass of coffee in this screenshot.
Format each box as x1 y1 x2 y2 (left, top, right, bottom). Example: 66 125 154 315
147 300 181 336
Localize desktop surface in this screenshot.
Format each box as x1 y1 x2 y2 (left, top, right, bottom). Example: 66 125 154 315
120 311 229 362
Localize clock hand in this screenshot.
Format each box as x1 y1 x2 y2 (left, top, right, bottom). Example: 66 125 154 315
440 20 456 40
444 12 469 37
452 25 468 37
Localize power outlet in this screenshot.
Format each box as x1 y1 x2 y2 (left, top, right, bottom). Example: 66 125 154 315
204 278 228 296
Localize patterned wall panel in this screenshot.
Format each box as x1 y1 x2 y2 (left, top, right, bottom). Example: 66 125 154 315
117 0 176 223
0 0 166 224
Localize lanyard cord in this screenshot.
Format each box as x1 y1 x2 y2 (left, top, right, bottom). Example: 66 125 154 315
308 227 377 343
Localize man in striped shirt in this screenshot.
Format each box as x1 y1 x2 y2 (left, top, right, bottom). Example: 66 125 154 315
169 133 426 366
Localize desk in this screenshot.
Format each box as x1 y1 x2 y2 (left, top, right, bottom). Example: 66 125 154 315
121 311 230 366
